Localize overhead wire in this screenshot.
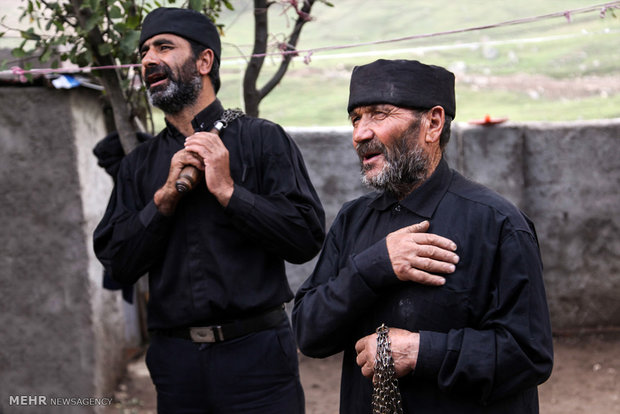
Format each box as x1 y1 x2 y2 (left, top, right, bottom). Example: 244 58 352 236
1 1 618 80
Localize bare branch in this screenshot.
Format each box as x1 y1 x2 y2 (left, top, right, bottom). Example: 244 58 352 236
258 0 315 100
243 0 272 116
39 0 78 28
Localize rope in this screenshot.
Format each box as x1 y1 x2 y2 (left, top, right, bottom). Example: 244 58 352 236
1 2 618 80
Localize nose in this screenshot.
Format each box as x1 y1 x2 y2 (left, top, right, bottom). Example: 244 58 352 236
352 116 373 147
141 47 159 68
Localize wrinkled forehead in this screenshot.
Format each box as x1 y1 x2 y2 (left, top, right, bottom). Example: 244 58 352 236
140 33 189 52
348 103 401 118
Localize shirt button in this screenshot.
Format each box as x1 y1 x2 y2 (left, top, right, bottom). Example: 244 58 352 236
394 204 401 212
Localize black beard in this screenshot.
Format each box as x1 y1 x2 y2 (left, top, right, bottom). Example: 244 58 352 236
146 57 202 115
357 119 430 199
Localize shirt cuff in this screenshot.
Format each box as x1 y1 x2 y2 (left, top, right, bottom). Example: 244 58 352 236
414 330 448 380
225 184 255 216
352 239 400 290
138 200 171 235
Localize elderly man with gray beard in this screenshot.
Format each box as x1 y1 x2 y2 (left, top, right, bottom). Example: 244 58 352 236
293 59 553 413
94 7 325 413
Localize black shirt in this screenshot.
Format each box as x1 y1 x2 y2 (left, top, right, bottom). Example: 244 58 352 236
293 158 553 413
94 99 325 329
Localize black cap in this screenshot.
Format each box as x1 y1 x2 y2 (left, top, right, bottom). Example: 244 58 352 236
347 59 456 118
139 7 221 63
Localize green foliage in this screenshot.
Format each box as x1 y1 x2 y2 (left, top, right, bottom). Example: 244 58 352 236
8 0 233 68
0 0 236 136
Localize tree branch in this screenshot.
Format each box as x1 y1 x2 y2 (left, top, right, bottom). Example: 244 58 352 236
39 0 77 29
259 0 315 100
69 0 139 153
242 0 271 117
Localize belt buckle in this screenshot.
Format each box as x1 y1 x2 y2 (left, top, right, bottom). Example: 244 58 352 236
190 326 224 343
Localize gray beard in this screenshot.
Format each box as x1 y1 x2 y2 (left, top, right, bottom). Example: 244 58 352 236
359 122 430 199
147 75 202 115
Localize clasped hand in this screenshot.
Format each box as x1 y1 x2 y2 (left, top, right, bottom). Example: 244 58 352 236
182 131 234 205
154 131 234 215
355 328 420 379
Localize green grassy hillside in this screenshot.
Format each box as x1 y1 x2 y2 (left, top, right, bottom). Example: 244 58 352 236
211 0 620 126
2 0 618 127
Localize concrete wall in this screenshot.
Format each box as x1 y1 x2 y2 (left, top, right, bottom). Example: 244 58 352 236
0 86 618 410
0 87 140 413
286 120 620 331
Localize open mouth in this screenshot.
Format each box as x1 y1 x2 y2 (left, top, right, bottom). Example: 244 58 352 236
362 151 383 162
356 140 387 167
145 70 169 88
357 145 385 164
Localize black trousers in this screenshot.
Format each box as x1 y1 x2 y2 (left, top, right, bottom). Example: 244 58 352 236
146 319 305 413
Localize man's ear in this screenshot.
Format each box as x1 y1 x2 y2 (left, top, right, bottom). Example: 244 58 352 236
425 106 445 144
196 49 214 76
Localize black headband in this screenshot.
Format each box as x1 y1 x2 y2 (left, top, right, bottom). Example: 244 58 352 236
139 7 221 63
347 59 456 118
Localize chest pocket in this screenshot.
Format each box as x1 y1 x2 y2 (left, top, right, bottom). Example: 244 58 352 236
224 122 259 192
379 285 470 333
417 287 470 330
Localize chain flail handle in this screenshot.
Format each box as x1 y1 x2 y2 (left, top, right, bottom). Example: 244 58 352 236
218 108 245 127
175 108 245 193
372 324 404 414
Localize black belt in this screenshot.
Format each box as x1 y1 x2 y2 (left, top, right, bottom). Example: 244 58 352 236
151 305 287 343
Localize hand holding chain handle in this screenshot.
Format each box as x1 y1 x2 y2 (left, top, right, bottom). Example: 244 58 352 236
175 108 245 193
372 324 404 414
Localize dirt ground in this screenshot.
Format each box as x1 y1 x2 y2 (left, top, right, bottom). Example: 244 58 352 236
103 331 619 414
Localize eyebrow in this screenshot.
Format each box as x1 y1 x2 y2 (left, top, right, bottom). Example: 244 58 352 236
140 37 176 55
348 104 385 119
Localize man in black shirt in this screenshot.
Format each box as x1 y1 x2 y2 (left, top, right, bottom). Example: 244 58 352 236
293 59 553 413
94 7 325 413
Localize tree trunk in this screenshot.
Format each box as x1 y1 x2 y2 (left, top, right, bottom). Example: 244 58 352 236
243 0 270 118
96 68 139 154
259 0 315 99
243 0 316 119
70 0 139 154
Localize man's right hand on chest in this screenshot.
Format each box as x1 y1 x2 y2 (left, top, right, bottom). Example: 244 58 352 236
386 220 459 286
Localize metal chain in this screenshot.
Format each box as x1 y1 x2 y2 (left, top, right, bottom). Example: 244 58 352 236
372 324 404 414
218 108 245 128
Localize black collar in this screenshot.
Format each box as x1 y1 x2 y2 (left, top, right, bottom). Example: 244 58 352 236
163 99 226 136
191 99 225 132
368 157 453 218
